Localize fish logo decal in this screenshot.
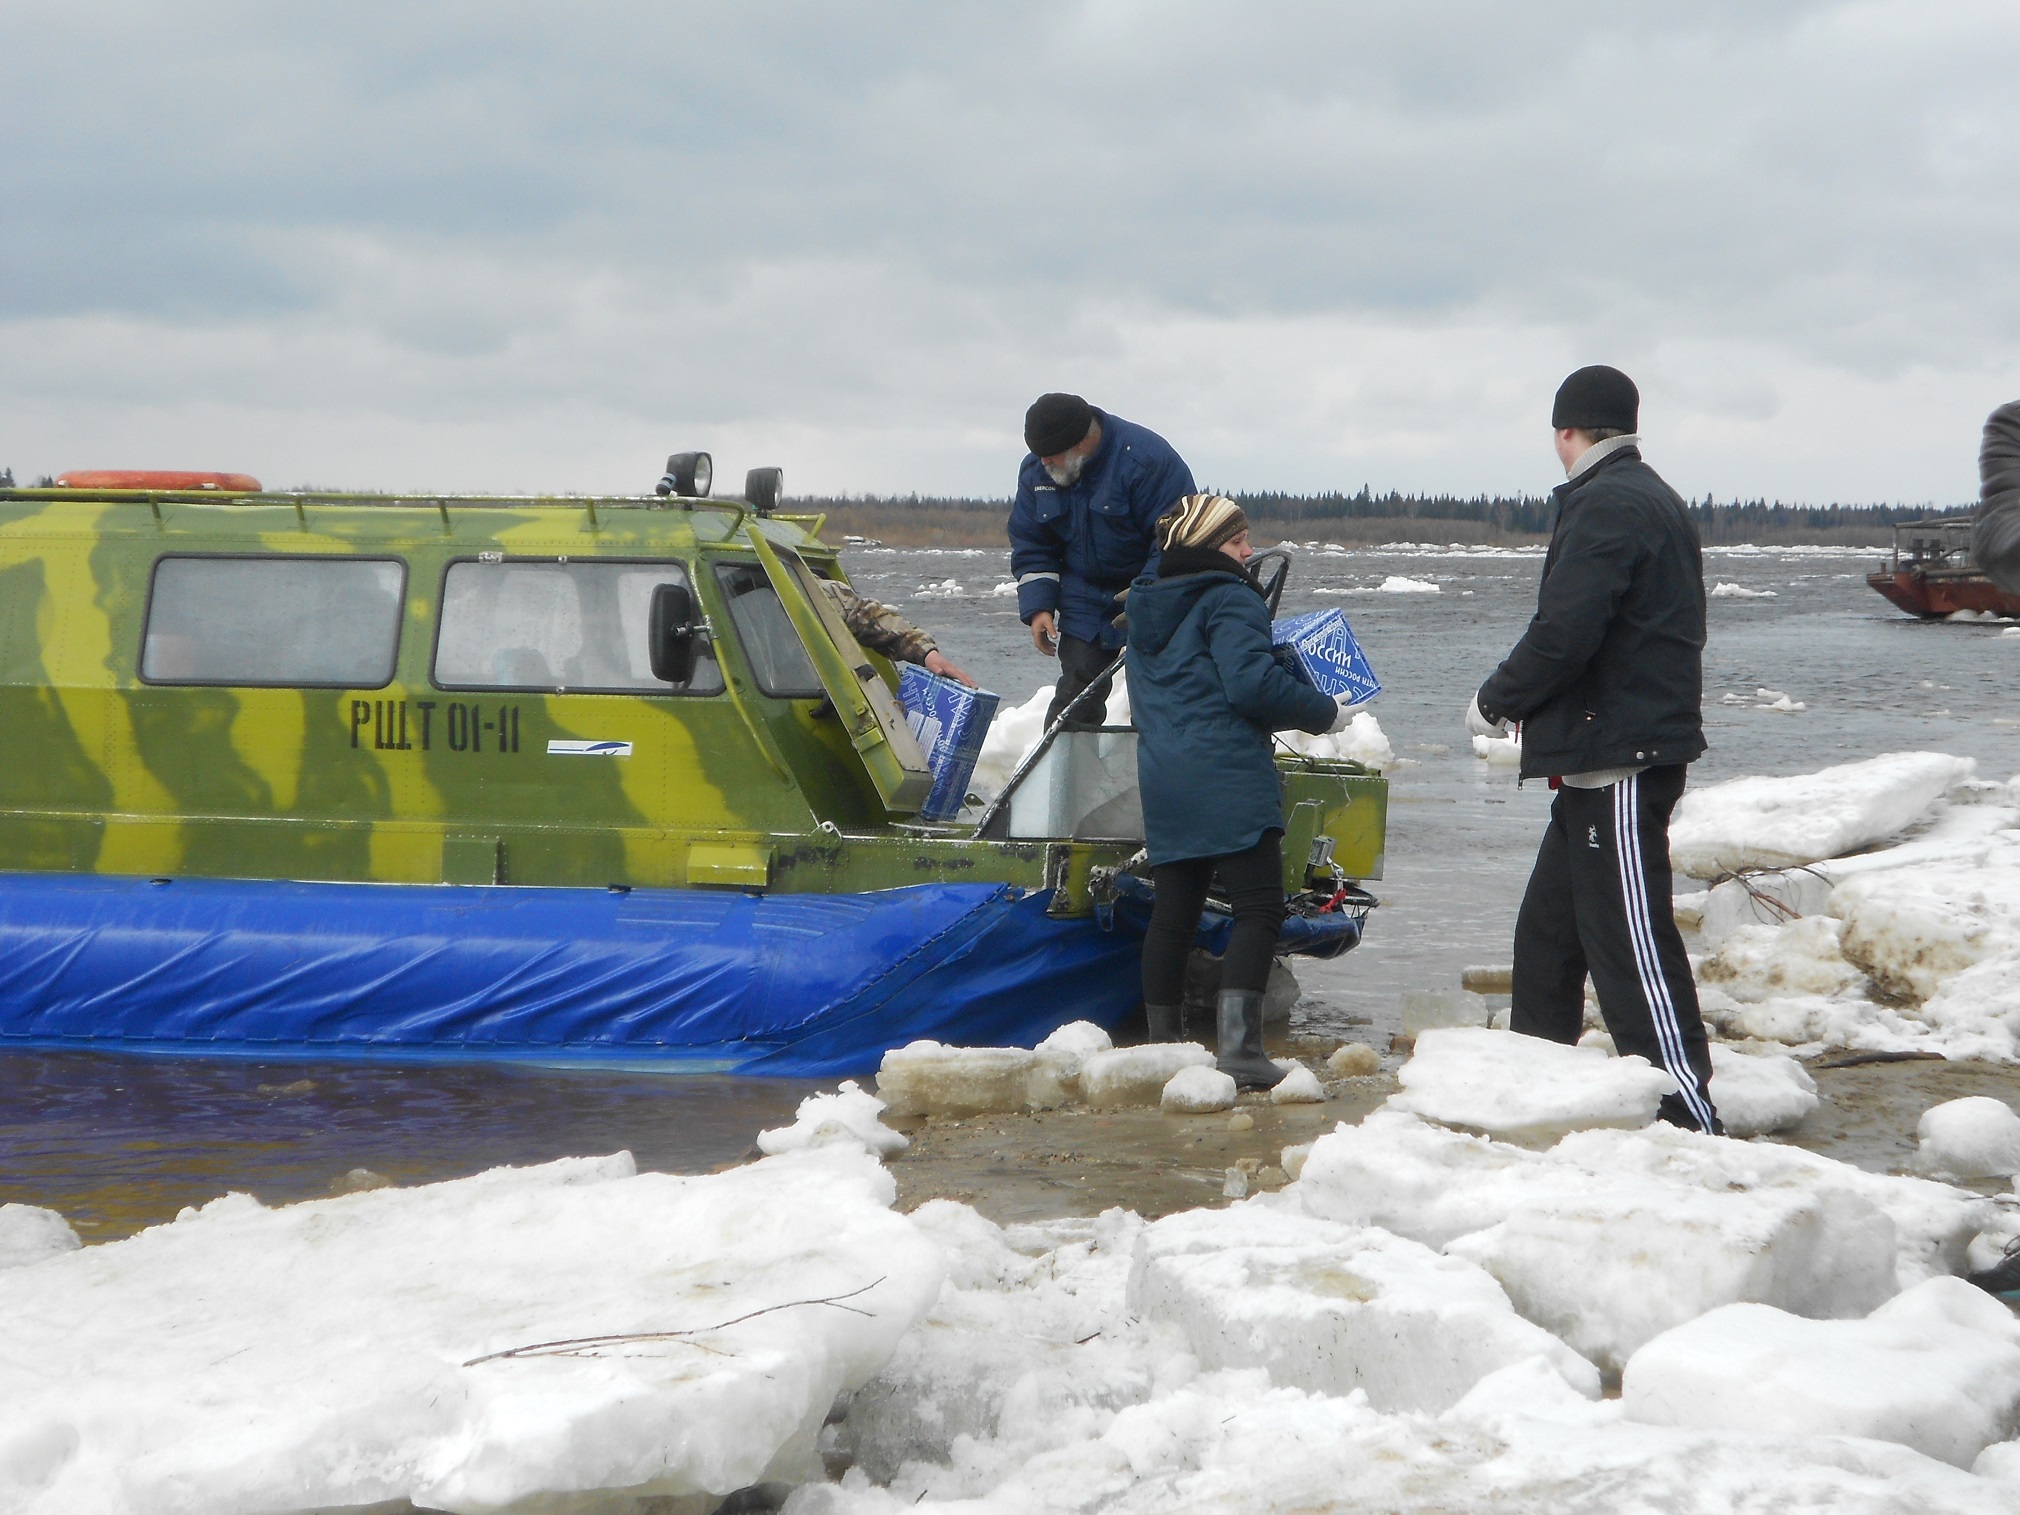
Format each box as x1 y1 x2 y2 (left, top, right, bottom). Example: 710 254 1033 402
546 740 633 757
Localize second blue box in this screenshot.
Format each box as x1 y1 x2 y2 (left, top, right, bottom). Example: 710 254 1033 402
898 665 1002 821
1270 608 1382 706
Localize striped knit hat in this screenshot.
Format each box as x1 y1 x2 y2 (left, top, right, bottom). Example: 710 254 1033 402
1157 493 1249 552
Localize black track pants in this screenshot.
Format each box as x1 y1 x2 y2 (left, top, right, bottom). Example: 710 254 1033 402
1511 765 1720 1133
1047 635 1117 728
1142 832 1285 1006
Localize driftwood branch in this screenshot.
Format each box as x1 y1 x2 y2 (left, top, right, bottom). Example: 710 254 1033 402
463 1278 887 1367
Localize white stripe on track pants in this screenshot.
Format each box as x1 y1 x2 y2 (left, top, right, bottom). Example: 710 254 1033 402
1510 763 1721 1133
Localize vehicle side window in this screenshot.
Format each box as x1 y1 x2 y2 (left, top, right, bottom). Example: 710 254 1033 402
433 559 723 694
713 562 824 698
140 556 405 687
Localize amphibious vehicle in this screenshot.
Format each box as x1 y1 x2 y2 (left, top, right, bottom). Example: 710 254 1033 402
0 462 1386 1072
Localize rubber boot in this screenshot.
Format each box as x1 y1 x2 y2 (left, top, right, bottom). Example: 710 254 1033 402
1215 988 1285 1090
1144 1002 1185 1044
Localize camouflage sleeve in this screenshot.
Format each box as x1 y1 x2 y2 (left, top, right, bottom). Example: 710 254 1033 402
819 580 939 664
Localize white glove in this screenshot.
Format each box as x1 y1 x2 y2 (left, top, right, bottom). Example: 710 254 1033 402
1465 693 1511 739
1328 694 1365 733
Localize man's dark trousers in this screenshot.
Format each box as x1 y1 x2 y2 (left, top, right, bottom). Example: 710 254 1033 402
1046 635 1118 728
1511 764 1720 1132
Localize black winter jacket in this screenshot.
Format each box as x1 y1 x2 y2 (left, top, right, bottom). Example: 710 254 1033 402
1477 447 1706 780
1976 400 2020 596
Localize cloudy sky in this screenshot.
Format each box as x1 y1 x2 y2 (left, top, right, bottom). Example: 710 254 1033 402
3 1 2016 503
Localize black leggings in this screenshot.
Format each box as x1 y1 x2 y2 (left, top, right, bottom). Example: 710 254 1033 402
1141 832 1285 1005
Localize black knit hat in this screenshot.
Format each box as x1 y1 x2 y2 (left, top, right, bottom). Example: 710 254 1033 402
1552 366 1639 433
1024 392 1095 457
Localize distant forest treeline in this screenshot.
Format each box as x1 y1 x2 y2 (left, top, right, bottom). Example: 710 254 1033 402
791 490 1970 548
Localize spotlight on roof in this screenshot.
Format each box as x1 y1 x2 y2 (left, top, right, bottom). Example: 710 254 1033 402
745 467 783 517
655 451 712 499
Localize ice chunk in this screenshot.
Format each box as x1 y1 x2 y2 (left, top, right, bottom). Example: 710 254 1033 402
1290 1113 1962 1372
1623 1277 2020 1468
1127 1206 1599 1412
1697 916 1862 999
1834 837 2020 1003
1919 950 2020 1059
875 1041 1035 1118
1162 1065 1237 1113
1080 1044 1216 1107
1709 581 1777 597
1387 1027 1677 1137
1325 1042 1382 1078
1668 752 1976 878
759 1079 909 1156
1029 1020 1116 1107
1917 1096 2020 1179
1980 1440 2020 1481
1472 731 1522 764
1275 709 1393 769
0 1149 944 1512
1270 1064 1325 1104
0 1204 81 1269
1377 575 1439 593
1400 987 1490 1036
1707 1044 1818 1136
1446 1176 1893 1373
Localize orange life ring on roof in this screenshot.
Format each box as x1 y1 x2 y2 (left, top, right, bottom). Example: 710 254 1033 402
55 470 263 492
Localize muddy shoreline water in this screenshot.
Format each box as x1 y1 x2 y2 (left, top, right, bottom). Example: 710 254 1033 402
878 1041 2020 1227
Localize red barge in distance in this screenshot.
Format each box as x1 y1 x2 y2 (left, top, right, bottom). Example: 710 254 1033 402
1866 517 2020 619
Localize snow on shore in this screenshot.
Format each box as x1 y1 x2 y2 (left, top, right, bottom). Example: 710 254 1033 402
796 1114 2010 1513
0 1150 944 1514
1670 752 2020 1060
13 1029 2020 1511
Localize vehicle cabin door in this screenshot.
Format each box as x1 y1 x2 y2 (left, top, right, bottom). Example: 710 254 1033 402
743 528 932 816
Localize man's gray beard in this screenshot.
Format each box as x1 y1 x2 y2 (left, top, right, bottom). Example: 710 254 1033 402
1043 454 1087 487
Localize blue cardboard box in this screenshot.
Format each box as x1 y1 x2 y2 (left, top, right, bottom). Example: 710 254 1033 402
1270 608 1382 706
898 665 1002 821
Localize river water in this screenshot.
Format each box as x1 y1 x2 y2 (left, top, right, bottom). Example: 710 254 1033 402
8 538 2016 1238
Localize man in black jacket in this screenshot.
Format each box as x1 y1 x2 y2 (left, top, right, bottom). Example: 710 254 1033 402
1975 400 2020 595
1467 365 1719 1133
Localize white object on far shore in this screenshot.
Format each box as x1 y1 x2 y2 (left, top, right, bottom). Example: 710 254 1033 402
757 1080 909 1158
1162 1064 1238 1113
1917 1096 2020 1180
1387 1026 1676 1138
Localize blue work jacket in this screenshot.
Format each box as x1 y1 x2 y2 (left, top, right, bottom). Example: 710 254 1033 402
1125 561 1337 866
1008 411 1196 648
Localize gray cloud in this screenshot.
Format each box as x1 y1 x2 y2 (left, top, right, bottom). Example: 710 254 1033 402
2 1 2015 499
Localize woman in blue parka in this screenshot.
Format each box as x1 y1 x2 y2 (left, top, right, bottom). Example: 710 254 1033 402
1125 495 1349 1087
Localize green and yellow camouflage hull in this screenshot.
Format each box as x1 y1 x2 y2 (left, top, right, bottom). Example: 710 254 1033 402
0 483 1386 1071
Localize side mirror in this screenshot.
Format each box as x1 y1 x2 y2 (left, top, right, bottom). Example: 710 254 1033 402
649 582 702 684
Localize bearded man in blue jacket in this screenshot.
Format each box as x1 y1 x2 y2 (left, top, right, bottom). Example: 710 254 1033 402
1010 393 1197 728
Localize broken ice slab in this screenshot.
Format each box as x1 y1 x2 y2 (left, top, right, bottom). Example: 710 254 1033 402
1080 1044 1217 1108
874 1022 1116 1117
1399 988 1490 1036
1459 965 1514 994
1127 1205 1599 1412
1387 1026 1676 1138
1622 1277 2020 1469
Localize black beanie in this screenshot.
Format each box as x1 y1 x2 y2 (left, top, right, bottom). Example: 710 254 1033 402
1024 392 1095 457
1552 366 1639 433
